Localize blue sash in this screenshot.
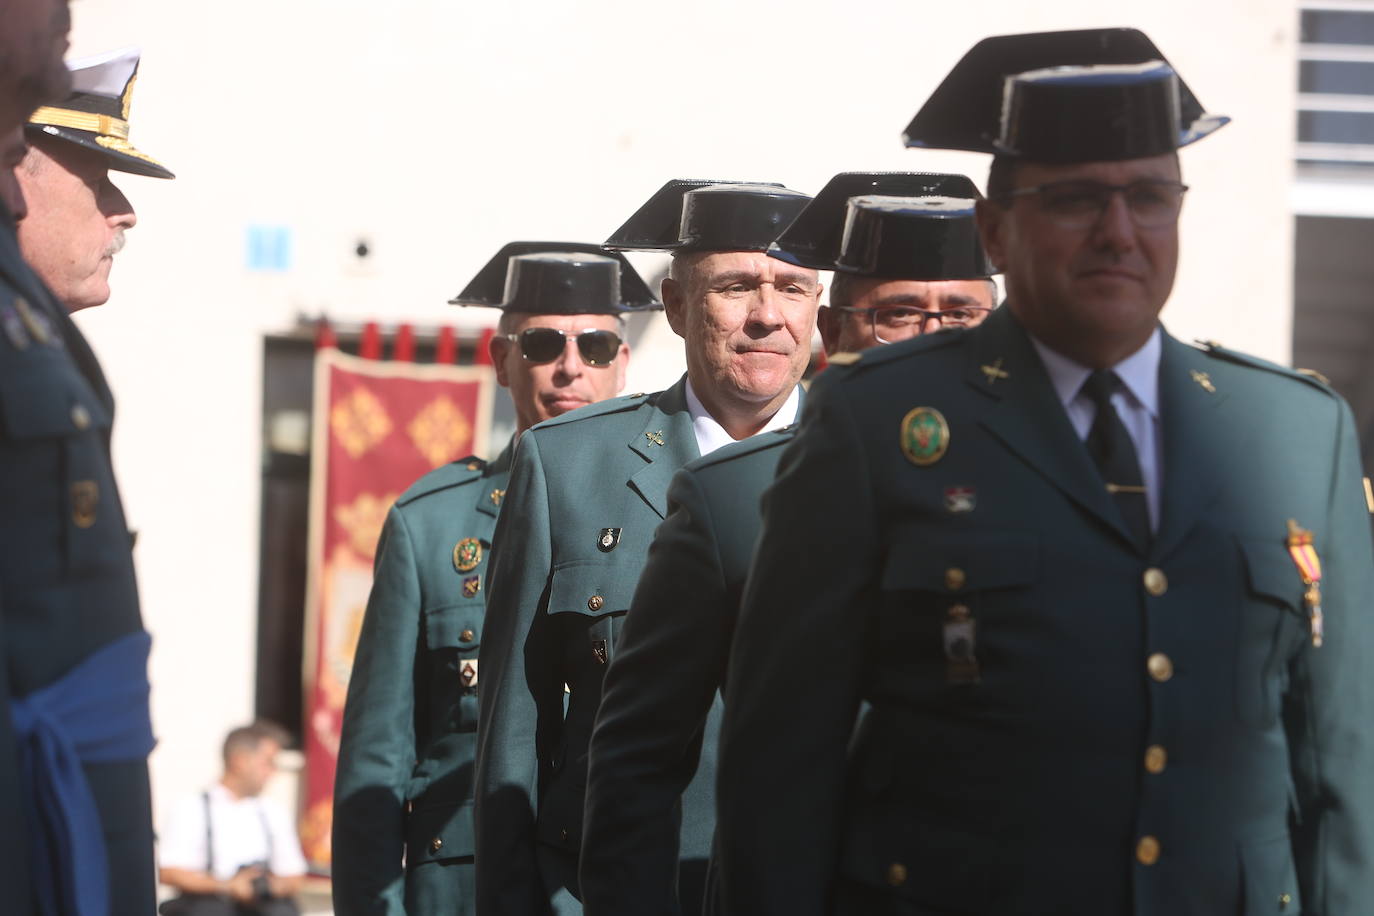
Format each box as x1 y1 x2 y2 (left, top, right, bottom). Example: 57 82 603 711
9 630 156 916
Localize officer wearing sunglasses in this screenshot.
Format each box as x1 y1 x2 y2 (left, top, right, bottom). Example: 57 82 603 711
333 242 656 916
582 172 1000 916
473 181 819 916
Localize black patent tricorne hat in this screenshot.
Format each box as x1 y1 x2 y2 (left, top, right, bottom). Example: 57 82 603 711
833 196 996 280
604 179 811 253
902 28 1229 162
449 241 661 314
770 171 984 269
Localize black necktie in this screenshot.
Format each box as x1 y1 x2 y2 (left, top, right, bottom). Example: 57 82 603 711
1081 370 1150 549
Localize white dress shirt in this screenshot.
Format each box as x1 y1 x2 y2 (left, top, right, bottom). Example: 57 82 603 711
159 783 308 881
684 379 802 458
1029 329 1163 531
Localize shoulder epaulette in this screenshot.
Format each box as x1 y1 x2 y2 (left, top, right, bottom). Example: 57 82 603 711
396 456 487 506
690 426 795 471
531 390 656 430
1194 340 1336 396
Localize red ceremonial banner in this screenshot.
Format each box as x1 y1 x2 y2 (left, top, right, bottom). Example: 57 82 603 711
299 346 495 868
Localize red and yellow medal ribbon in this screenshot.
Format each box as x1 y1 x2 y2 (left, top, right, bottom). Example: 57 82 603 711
1287 519 1324 647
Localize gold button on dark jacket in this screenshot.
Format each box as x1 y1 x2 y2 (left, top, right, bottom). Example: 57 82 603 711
1136 835 1160 865
886 863 907 887
70 403 91 430
1147 653 1173 682
944 567 966 591
1144 745 1168 774
430 836 443 853
1143 567 1168 596
460 629 475 643
588 594 605 612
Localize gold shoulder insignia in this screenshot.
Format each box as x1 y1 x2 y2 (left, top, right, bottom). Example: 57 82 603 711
1297 368 1331 386
826 351 862 366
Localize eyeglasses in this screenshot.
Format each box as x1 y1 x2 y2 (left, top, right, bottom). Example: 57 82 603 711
504 327 623 366
831 304 992 344
999 179 1189 229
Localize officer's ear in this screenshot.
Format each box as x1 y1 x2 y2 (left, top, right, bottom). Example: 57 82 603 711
817 305 842 355
661 275 688 340
490 333 513 389
976 198 1008 273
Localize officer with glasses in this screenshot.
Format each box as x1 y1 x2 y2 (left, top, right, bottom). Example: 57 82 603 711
580 171 996 916
474 180 817 915
718 28 1374 915
332 242 655 916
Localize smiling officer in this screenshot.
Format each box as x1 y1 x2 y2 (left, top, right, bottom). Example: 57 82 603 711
474 180 818 915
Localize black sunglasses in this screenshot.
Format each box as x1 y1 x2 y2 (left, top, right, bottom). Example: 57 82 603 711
504 327 623 367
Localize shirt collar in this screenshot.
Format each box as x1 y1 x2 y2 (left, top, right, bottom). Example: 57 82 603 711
685 378 801 458
1028 327 1161 418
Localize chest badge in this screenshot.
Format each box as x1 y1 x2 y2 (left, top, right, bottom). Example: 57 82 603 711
1286 519 1324 648
644 430 665 447
460 659 479 688
489 488 505 507
598 528 622 552
900 407 950 466
1190 370 1216 393
943 486 976 514
2 303 30 350
453 537 483 573
462 575 481 598
980 358 1010 385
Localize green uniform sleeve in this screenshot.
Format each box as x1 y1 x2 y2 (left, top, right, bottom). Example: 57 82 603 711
1284 396 1374 913
475 433 559 916
717 383 879 916
333 506 420 915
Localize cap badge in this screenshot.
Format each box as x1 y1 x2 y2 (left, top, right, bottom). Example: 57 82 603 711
980 358 1010 385
453 537 483 573
1285 519 1324 648
462 575 481 598
598 528 622 552
900 407 950 466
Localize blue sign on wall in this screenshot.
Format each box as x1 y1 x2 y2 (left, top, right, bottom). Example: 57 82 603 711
246 225 292 272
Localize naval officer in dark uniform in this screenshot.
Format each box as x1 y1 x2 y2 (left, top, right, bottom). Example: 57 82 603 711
1 2 160 913
717 28 1374 916
474 181 818 915
580 171 998 916
332 243 655 916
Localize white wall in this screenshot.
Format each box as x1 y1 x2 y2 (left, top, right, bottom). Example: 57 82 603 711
59 0 1298 844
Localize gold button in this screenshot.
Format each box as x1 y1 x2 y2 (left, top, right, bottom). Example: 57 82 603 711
430 836 443 853
1147 653 1173 682
1143 568 1168 597
460 629 475 643
1279 893 1292 909
886 863 907 887
71 404 91 430
1136 835 1160 865
1144 745 1167 774
588 595 604 612
944 567 966 591
466 460 481 471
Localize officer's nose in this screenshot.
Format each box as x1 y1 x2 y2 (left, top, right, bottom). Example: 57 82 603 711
1090 189 1137 254
747 284 786 335
101 179 136 231
552 335 584 381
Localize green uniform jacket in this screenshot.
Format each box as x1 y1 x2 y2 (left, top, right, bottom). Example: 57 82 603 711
333 442 512 915
718 306 1374 916
477 376 742 915
582 428 794 916
0 219 155 913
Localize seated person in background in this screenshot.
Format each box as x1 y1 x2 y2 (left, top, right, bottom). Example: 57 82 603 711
158 721 308 916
